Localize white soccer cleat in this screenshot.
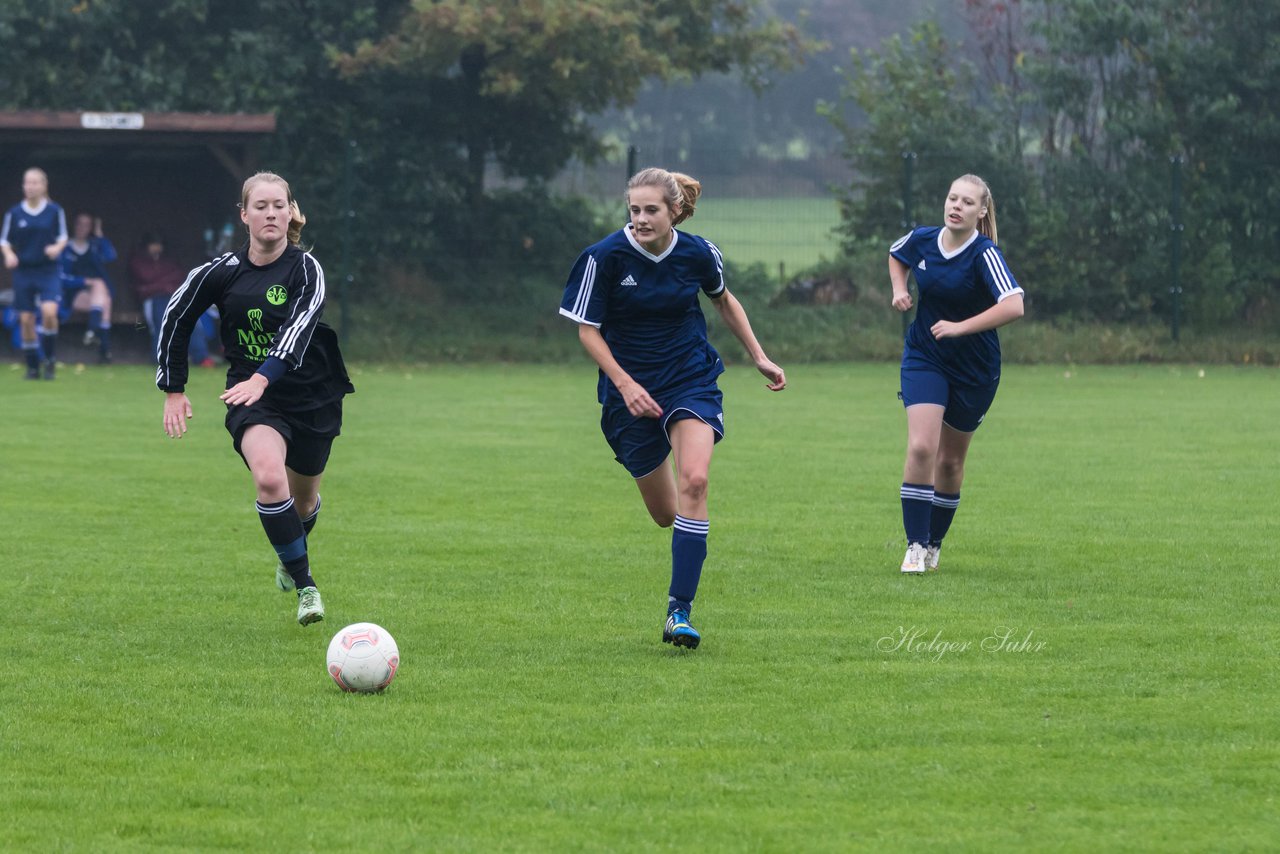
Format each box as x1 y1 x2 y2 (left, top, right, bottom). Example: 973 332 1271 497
901 542 927 575
297 586 325 626
925 544 941 572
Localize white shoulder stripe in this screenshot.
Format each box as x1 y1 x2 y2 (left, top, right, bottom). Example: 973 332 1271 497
156 255 230 386
571 254 597 319
271 253 325 363
890 231 912 252
982 247 1016 294
705 240 726 294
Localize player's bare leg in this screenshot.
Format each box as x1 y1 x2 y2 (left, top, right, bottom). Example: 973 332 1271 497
926 423 975 571
243 425 324 624
635 459 677 527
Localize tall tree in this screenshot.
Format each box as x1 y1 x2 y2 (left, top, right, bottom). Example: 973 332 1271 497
821 20 1009 253
333 0 810 205
1026 0 1280 324
826 0 1280 326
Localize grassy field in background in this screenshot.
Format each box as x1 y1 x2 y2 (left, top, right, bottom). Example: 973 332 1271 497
690 196 842 275
2 362 1277 851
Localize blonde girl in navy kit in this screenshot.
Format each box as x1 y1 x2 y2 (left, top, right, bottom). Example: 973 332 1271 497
1 168 68 379
889 174 1025 574
560 167 786 648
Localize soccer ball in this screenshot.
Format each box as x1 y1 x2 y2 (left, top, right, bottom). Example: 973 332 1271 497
326 622 400 693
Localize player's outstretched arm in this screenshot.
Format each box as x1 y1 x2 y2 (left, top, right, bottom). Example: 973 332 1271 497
711 290 786 392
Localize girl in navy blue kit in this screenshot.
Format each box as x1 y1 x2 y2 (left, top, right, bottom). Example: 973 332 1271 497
560 167 786 647
2 168 67 379
158 172 353 626
889 174 1025 574
59 213 118 363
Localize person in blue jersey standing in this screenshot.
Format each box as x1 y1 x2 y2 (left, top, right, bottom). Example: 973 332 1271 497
560 167 787 648
2 168 68 379
889 174 1025 575
59 213 118 363
158 172 353 627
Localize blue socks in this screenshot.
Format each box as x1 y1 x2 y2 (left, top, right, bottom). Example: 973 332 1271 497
929 491 960 547
900 482 935 545
257 497 316 590
89 308 110 354
668 516 709 614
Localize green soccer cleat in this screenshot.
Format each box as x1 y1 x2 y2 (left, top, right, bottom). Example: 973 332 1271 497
275 561 295 592
297 586 325 626
663 608 701 649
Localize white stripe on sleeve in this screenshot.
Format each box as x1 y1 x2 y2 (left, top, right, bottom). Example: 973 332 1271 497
982 247 1023 301
270 253 326 364
704 239 726 295
570 254 597 320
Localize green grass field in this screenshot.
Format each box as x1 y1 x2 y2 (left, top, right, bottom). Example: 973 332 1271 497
690 196 841 275
2 361 1277 851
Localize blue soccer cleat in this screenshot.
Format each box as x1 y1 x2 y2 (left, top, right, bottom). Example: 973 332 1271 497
663 608 701 649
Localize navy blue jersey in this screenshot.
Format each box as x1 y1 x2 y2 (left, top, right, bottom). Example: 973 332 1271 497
891 226 1023 386
1 201 67 270
60 236 118 290
156 244 352 408
560 224 727 405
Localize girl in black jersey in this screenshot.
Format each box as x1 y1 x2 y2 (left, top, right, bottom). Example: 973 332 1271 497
158 172 353 627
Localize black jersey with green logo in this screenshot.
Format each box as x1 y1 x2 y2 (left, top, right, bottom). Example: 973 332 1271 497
156 245 352 409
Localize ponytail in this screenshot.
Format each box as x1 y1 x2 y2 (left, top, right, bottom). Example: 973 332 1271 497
626 167 703 225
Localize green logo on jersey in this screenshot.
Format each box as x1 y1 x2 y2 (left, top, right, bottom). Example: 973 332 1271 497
266 285 288 306
247 308 264 331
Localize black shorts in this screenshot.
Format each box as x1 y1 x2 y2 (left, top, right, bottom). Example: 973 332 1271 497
225 397 344 477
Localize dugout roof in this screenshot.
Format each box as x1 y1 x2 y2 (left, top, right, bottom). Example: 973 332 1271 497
0 110 277 317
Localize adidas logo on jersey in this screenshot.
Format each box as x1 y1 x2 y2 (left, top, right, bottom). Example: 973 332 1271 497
917 259 927 270
226 256 240 266
620 274 638 287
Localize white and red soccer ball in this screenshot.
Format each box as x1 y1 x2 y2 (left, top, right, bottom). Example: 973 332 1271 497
326 622 400 693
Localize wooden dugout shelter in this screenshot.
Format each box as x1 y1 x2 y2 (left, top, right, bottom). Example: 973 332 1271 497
0 110 276 324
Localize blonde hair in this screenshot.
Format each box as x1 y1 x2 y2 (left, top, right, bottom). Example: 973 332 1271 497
240 171 307 246
626 167 703 226
954 173 998 244
23 167 49 197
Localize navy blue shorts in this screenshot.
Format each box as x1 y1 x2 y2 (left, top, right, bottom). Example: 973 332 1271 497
14 268 61 312
900 359 999 433
602 387 724 478
226 397 344 477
